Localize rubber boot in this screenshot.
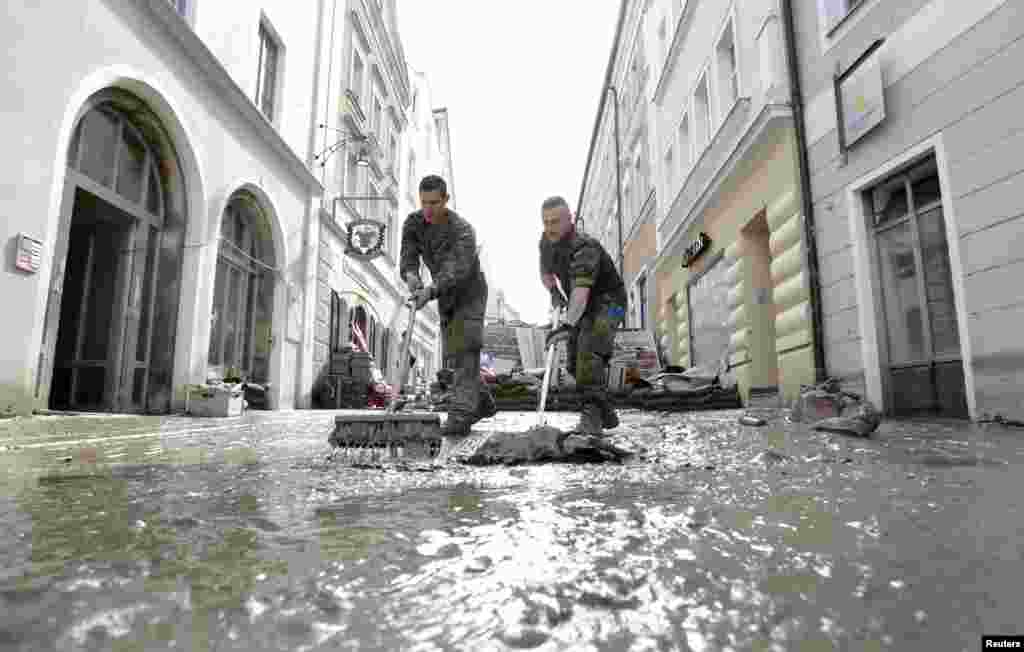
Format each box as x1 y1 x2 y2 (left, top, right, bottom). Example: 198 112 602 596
573 404 604 436
599 402 619 429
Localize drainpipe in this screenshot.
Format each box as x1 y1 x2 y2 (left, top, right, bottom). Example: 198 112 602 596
576 0 628 241
607 85 625 275
780 0 827 383
298 0 332 408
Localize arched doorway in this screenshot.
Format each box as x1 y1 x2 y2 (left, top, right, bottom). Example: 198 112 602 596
208 193 276 384
43 90 187 412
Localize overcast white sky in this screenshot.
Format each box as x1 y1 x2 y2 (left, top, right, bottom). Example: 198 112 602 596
398 1 620 325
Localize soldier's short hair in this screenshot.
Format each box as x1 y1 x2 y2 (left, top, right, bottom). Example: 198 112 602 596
541 196 570 212
419 175 448 196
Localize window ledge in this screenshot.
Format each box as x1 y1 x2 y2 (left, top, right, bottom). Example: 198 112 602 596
141 0 322 194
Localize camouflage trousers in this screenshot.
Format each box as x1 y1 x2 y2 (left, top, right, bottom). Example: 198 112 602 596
441 299 495 435
566 298 626 412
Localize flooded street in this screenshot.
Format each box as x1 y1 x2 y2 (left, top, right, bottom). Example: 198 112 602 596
1 410 1023 651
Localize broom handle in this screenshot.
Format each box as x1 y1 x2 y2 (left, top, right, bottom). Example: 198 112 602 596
388 302 418 413
537 341 557 425
537 304 562 425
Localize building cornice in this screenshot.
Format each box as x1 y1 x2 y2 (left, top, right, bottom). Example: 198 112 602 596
659 102 792 257
143 0 323 194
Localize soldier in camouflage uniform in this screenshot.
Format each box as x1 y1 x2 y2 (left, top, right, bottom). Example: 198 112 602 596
539 196 627 435
401 175 496 438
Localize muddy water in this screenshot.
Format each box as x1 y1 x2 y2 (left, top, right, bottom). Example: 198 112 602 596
1 410 1023 651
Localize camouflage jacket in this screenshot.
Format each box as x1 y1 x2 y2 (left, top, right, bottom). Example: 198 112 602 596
539 229 627 314
400 209 487 316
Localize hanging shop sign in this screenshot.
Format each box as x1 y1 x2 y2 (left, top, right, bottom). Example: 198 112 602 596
837 39 886 148
344 218 387 261
681 232 712 268
14 233 43 273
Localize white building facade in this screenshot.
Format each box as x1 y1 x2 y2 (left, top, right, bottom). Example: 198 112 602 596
578 0 659 334
1 0 326 415
790 0 1024 421
641 0 818 405
310 0 445 396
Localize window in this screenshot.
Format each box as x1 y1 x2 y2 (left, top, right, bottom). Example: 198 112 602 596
372 96 382 135
657 15 669 64
819 0 865 33
209 194 275 383
715 20 738 119
687 253 730 367
346 153 360 198
663 145 673 191
389 134 398 169
350 50 365 108
678 113 691 174
637 274 648 330
693 73 711 153
255 22 280 122
407 151 416 199
329 291 348 353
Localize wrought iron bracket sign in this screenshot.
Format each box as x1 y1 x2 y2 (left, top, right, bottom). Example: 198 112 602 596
681 232 712 268
344 218 387 261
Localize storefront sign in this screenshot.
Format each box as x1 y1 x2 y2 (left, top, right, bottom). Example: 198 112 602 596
344 218 387 261
14 233 42 273
838 40 886 147
681 232 711 268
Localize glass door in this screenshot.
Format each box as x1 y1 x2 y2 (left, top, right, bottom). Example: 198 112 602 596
873 158 966 417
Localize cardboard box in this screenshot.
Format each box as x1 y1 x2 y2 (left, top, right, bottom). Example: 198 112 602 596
187 388 245 417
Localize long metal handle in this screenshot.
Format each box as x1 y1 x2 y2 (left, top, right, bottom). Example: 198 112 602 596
537 342 557 426
388 302 418 413
536 305 563 426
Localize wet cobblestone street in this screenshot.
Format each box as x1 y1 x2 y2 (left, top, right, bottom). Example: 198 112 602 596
1 409 1022 651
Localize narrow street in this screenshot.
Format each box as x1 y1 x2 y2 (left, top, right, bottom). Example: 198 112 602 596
1 410 1021 651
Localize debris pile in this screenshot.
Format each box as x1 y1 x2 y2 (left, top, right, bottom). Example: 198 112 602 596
791 378 881 437
441 426 640 465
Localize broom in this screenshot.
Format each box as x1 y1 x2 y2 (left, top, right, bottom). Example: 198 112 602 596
329 299 443 463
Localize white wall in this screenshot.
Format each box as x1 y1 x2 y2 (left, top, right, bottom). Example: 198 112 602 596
0 0 321 415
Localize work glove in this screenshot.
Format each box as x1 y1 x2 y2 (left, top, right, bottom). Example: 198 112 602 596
408 285 436 310
404 273 423 293
545 322 577 348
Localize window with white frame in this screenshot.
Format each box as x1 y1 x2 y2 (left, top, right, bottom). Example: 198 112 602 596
636 273 648 330
693 73 711 153
715 19 739 120
407 151 416 198
346 153 360 197
350 50 365 108
663 145 673 192
255 21 281 122
368 182 380 221
657 15 669 65
372 96 382 136
818 0 865 33
678 113 691 174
